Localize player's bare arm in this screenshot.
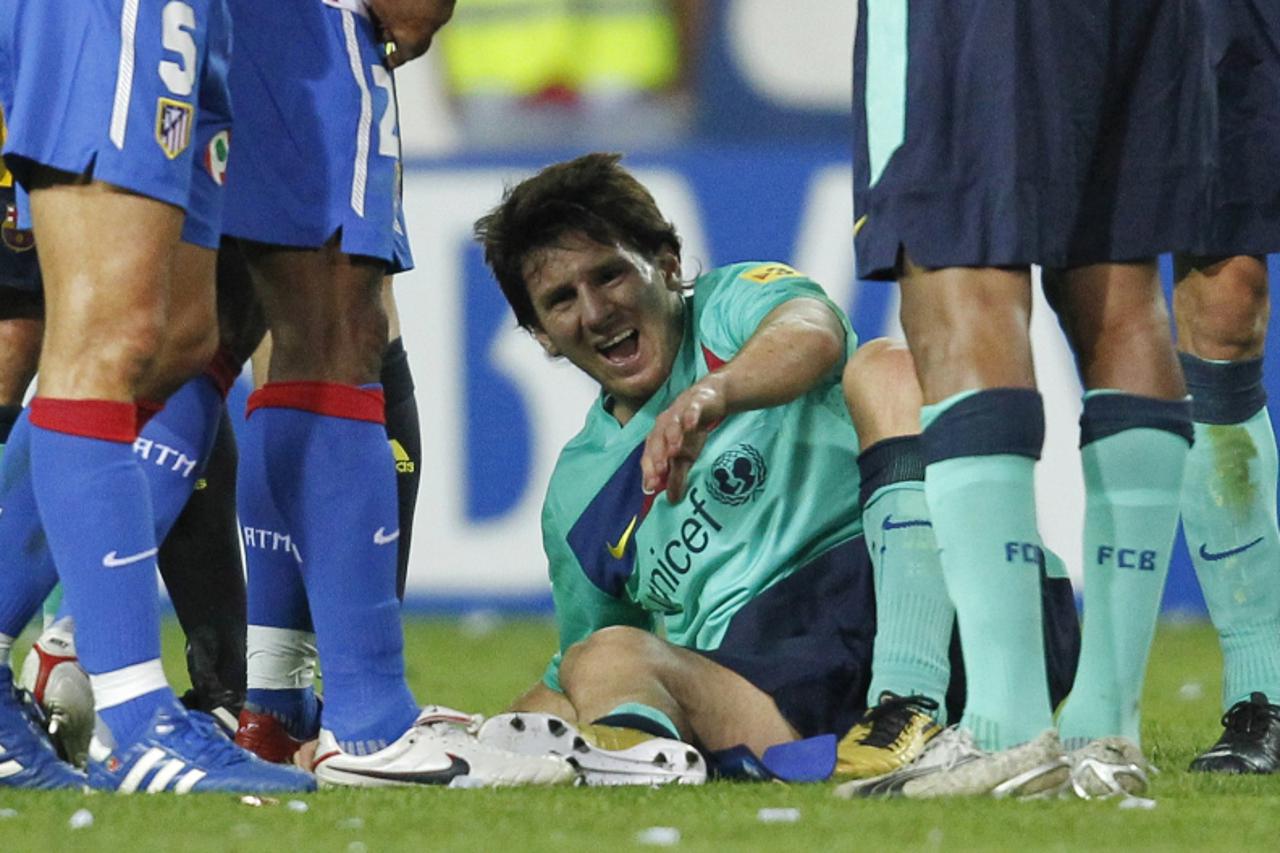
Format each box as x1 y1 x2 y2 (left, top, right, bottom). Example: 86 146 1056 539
642 297 845 501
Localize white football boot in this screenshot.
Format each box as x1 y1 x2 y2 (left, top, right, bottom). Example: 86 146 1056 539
18 617 95 767
1067 736 1152 799
477 712 707 786
836 727 1069 799
312 706 577 788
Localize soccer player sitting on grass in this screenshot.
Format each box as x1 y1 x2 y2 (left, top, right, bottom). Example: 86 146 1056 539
467 154 1080 786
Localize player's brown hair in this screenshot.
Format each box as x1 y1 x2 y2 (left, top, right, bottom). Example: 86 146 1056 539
474 153 682 330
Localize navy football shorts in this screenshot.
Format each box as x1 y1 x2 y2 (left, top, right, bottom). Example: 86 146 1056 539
698 534 1082 738
1193 0 1280 256
854 0 1215 278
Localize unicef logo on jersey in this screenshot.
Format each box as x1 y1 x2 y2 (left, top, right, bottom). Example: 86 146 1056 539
706 444 768 506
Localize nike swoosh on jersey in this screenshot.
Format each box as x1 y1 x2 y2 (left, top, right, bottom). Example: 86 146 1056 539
373 527 400 546
1199 537 1265 562
323 754 471 785
881 515 932 532
606 515 639 560
101 547 159 568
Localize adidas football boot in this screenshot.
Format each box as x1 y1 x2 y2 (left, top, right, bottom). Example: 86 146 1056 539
477 712 707 786
87 705 315 794
1190 692 1280 774
0 667 86 789
313 706 576 788
836 693 942 779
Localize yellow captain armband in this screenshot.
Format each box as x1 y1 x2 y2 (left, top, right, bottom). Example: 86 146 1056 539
741 264 804 285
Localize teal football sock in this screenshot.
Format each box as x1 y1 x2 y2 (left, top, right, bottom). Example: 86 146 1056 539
1180 355 1280 709
594 702 681 740
858 437 952 717
921 389 1053 750
1057 391 1192 747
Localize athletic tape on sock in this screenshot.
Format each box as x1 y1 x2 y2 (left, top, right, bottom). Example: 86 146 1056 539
91 659 169 711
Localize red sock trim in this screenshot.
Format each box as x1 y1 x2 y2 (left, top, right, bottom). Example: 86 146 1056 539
203 345 242 399
247 381 385 424
136 400 164 432
29 398 138 442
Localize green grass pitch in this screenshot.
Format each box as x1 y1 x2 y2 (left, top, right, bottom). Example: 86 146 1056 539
3 618 1280 852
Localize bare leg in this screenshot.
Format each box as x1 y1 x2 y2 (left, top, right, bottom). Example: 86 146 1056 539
1046 261 1190 746
1173 255 1280 750
558 626 798 755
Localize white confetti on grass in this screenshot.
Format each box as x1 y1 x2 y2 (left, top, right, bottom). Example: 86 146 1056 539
68 809 94 830
757 808 800 823
1119 796 1158 811
286 800 310 813
636 826 681 846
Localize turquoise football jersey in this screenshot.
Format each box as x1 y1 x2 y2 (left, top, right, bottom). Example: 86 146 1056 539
540 262 864 690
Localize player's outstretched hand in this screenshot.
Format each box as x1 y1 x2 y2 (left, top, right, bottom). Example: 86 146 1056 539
369 0 456 69
642 374 728 504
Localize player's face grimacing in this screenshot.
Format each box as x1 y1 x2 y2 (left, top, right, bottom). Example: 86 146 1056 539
526 233 685 423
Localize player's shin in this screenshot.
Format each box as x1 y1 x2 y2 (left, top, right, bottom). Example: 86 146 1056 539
235 406 319 759
858 436 952 710
1057 392 1192 746
1179 354 1280 709
250 382 418 753
0 414 59 649
920 389 1054 751
382 337 421 601
28 399 179 748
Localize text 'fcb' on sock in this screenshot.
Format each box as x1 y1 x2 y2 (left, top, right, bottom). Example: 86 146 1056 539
248 382 418 754
920 388 1054 750
1178 354 1280 710
28 397 178 746
1056 391 1192 747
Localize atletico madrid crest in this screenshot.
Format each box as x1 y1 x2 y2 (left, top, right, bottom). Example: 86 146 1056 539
155 98 194 160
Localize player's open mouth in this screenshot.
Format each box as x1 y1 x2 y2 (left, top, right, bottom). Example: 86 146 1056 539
597 329 640 364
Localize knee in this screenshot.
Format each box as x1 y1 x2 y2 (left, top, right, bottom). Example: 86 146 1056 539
844 338 924 447
1175 256 1269 360
560 626 661 696
143 306 220 400
42 307 166 397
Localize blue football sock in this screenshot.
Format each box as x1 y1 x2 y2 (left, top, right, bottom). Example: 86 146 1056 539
0 368 229 643
0 413 58 639
1179 354 1280 709
238 408 319 738
134 375 225 540
250 382 417 753
27 398 176 746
